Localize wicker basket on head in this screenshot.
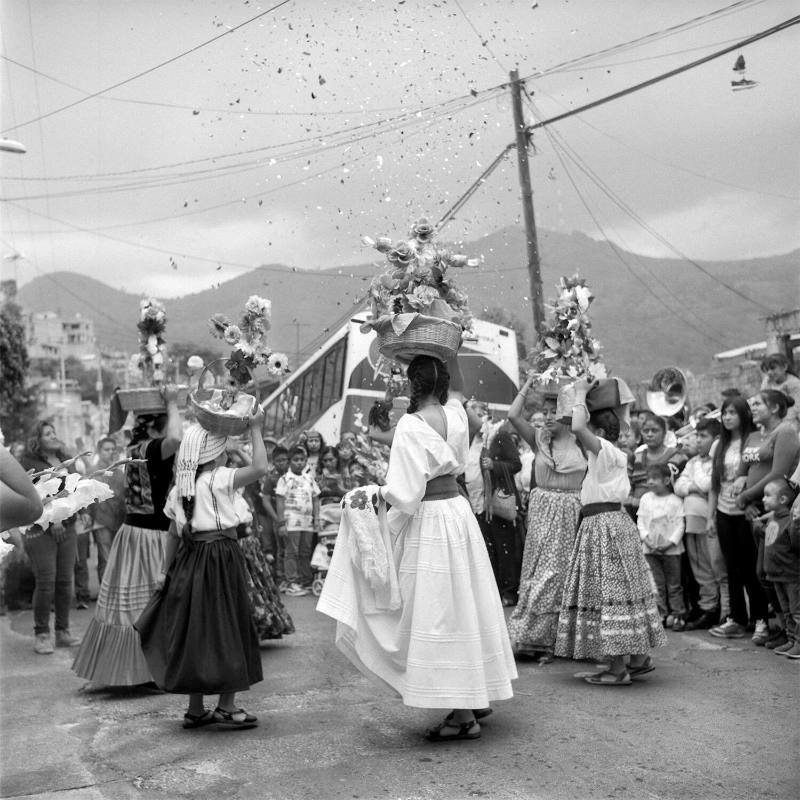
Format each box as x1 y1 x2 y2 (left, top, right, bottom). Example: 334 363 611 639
375 314 462 365
189 360 255 436
117 385 188 413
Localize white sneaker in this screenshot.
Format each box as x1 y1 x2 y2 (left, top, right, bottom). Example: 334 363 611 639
751 619 769 645
34 633 54 654
285 583 310 597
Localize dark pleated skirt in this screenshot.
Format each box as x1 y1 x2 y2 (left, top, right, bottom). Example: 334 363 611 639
135 537 263 694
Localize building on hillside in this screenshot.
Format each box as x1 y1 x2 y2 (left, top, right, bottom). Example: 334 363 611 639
25 311 97 360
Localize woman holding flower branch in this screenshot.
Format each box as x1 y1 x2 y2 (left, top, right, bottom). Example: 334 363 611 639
507 371 586 661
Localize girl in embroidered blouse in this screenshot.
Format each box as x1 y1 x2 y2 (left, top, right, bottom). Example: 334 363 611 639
136 409 267 729
554 378 666 685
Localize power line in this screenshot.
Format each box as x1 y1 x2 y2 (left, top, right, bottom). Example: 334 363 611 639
537 120 725 345
0 54 413 118
0 0 296 135
451 0 510 75
524 14 800 134
0 86 504 185
535 113 774 313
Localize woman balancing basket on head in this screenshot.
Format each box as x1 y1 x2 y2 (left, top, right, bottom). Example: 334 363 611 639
135 296 291 728
73 298 185 687
318 218 517 742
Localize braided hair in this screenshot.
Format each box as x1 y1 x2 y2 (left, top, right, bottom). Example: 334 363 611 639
406 356 449 414
180 466 206 536
129 413 167 448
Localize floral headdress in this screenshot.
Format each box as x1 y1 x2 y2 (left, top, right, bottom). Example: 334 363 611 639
136 298 168 383
208 295 289 392
528 275 607 385
361 217 477 329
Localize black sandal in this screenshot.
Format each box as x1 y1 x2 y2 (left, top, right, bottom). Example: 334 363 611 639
445 707 492 722
212 707 258 728
426 717 480 742
182 709 215 729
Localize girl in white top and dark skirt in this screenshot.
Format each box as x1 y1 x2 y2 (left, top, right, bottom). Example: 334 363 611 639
136 413 267 729
554 378 667 685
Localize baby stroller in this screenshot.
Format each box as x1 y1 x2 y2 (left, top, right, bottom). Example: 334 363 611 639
310 503 341 596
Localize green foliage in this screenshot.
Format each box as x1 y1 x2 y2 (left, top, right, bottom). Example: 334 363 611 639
0 302 38 442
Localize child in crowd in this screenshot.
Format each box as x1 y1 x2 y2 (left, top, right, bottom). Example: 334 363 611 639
627 413 678 519
674 418 728 629
261 445 289 588
638 463 687 630
760 478 800 658
760 354 800 429
617 419 642 460
135 414 266 729
275 446 320 597
316 446 346 506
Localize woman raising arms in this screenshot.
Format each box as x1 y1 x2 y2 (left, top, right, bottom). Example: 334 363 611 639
506 373 586 661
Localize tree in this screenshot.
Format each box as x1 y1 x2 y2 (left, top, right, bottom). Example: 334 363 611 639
0 301 39 443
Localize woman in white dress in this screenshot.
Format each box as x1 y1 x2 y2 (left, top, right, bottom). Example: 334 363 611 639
318 354 517 742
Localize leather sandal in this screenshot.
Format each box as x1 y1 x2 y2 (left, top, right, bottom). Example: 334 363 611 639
212 707 258 728
182 709 215 729
628 657 655 678
584 670 631 686
445 707 492 722
426 717 481 742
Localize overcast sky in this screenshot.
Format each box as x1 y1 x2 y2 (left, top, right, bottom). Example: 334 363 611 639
1 0 798 299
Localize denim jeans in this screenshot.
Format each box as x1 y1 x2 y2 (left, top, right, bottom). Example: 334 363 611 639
773 581 800 643
685 533 729 616
644 553 686 618
25 528 77 635
92 526 117 585
716 511 768 625
74 531 91 602
283 529 314 586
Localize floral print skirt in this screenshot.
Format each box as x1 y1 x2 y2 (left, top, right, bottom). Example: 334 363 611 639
239 535 295 641
508 488 581 654
555 510 666 660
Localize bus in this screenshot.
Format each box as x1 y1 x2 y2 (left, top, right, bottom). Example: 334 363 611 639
260 315 520 444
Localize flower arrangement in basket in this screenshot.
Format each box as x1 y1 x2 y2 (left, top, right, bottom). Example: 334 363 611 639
194 295 289 434
360 217 476 363
117 298 186 412
528 274 607 387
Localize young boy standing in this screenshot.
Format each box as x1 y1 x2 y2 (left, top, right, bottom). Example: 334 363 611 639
261 445 289 588
275 446 320 597
761 478 800 658
674 418 729 630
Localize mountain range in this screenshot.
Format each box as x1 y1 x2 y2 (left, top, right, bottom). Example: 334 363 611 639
15 226 799 381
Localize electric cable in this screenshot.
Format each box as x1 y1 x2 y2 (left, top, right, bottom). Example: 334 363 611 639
1 0 296 135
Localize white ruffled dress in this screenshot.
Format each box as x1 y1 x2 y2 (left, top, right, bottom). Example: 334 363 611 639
318 398 517 709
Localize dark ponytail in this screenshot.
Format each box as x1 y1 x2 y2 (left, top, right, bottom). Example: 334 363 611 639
180 466 204 536
406 356 449 414
589 408 620 442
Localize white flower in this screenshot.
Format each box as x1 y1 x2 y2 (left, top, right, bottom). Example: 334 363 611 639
267 352 290 374
146 335 159 355
245 295 271 319
575 285 592 312
224 325 242 344
235 341 255 359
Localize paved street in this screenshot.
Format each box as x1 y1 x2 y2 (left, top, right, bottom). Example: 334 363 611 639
1 590 797 800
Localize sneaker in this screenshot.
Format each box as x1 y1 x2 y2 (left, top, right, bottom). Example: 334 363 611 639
765 630 789 650
671 616 687 632
782 642 800 659
34 634 54 655
76 600 89 610
709 618 747 639
285 583 310 597
751 620 770 646
55 630 81 647
278 581 289 594
664 614 675 629
685 611 718 631
773 641 794 655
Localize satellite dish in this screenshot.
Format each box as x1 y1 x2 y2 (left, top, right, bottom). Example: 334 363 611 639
646 367 688 417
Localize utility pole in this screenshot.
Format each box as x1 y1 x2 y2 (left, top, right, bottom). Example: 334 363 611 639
509 69 545 341
291 321 311 368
